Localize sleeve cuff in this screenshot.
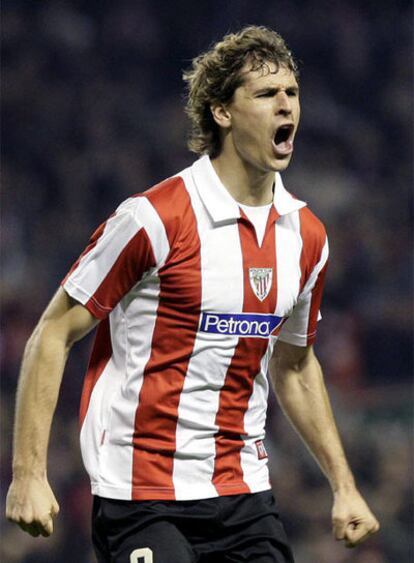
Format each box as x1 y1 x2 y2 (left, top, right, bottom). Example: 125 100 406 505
61 279 108 320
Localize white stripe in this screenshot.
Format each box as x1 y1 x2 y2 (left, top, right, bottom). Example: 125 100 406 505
137 197 170 267
274 211 303 318
92 276 163 499
80 358 114 489
172 169 243 500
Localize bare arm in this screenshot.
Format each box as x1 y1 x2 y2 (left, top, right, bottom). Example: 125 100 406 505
269 340 379 548
6 287 98 537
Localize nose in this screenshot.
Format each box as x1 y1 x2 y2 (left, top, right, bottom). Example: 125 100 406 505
275 91 292 116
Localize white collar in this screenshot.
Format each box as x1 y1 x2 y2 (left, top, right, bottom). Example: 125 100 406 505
190 155 306 225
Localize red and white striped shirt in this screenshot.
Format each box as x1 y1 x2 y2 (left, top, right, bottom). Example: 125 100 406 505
62 155 328 501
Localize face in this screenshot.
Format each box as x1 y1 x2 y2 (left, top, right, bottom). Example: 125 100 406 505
215 63 300 173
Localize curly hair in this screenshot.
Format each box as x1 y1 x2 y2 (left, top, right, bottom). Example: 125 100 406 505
183 26 299 158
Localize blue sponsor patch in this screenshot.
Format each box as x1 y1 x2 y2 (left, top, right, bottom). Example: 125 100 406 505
199 312 283 339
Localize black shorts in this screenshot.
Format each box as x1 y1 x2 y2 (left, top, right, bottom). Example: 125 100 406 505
92 491 295 563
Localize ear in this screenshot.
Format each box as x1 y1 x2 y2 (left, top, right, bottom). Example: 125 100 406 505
210 103 232 129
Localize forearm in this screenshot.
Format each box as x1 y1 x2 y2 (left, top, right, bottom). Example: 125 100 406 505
12 288 97 479
270 346 354 493
12 322 70 477
7 289 98 537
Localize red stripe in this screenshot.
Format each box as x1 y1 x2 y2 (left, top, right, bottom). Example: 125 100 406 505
131 178 202 500
306 262 328 344
298 207 326 293
79 318 112 429
297 207 328 344
212 208 278 495
85 228 156 319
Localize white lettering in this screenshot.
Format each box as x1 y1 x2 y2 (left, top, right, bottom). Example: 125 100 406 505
239 321 250 334
204 314 219 330
228 317 236 333
259 321 270 335
217 319 228 332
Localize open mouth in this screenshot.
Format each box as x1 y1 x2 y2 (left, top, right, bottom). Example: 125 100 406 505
273 124 294 156
274 124 294 145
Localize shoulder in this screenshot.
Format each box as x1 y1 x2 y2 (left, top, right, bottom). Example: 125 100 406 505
136 174 192 219
143 174 187 201
118 173 196 252
298 206 327 245
297 206 328 282
115 174 190 224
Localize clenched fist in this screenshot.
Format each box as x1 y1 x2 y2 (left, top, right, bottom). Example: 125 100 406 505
6 476 60 537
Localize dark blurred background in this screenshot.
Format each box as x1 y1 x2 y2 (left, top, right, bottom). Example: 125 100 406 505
1 1 413 562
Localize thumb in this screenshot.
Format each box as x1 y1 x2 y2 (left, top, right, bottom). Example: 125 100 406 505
345 524 362 547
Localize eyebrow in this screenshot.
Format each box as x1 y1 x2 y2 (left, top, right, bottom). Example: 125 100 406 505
253 85 299 95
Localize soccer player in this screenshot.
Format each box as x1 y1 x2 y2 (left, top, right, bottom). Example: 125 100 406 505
6 26 379 562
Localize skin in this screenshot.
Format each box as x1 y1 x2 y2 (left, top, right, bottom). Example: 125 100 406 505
6 60 379 549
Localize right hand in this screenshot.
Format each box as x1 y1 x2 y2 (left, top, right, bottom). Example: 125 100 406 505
6 476 60 537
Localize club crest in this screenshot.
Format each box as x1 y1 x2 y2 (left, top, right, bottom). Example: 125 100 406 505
249 268 273 302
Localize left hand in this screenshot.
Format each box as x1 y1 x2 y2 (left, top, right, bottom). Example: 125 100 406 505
332 488 380 548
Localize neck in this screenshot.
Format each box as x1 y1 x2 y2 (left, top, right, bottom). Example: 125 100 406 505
211 150 274 207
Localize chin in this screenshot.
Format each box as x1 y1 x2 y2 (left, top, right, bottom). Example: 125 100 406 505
271 157 292 172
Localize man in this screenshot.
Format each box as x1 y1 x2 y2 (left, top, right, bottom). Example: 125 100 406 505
6 26 379 562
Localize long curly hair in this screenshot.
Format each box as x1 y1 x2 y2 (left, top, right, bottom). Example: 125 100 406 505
183 26 298 158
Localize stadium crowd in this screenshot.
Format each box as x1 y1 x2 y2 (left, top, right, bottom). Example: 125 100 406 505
1 1 412 562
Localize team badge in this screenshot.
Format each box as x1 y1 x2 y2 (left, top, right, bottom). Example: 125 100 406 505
249 268 273 302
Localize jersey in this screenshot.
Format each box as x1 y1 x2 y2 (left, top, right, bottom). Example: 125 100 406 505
62 155 329 502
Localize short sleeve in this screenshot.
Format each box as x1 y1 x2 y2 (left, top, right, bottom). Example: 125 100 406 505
62 197 168 319
278 236 329 347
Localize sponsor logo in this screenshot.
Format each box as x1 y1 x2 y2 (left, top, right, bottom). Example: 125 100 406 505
255 440 268 460
249 268 273 301
199 312 283 339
